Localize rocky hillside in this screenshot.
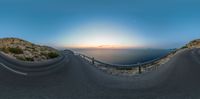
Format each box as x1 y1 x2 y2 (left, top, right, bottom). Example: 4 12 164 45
186 39 200 48
180 39 200 49
0 38 59 61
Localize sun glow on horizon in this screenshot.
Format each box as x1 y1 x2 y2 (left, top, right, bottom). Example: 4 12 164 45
59 20 146 49
65 44 141 49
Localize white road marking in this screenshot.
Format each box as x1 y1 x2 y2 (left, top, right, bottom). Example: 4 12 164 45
0 63 28 76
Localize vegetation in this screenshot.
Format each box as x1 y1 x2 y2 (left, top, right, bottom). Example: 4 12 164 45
181 46 188 49
0 47 23 54
8 47 23 54
25 57 34 61
40 52 59 59
0 38 60 62
0 47 9 53
15 56 26 61
47 52 59 59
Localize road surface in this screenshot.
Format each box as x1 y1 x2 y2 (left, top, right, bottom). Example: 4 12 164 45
0 49 200 99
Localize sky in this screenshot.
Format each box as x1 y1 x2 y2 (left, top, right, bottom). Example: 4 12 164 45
0 0 200 49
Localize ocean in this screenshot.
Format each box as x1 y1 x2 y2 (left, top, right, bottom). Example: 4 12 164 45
72 48 171 65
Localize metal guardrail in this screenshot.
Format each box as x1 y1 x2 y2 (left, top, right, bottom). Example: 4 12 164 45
76 50 176 74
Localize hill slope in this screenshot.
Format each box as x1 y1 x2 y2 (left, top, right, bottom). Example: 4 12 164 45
186 39 200 48
0 38 59 62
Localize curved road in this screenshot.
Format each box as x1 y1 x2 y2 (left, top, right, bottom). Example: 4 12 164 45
0 49 200 99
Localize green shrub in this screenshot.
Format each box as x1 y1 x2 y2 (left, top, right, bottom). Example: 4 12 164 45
16 56 26 61
8 47 23 54
47 52 59 59
0 47 9 53
181 46 188 49
25 57 34 61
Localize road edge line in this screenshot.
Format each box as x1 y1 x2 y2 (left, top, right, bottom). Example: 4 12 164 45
0 63 28 76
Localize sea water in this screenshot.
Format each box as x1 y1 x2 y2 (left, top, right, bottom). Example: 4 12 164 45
73 48 171 65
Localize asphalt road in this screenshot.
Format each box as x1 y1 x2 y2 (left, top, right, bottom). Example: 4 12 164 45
0 49 200 99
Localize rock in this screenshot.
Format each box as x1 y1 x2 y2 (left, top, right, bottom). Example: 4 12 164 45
186 39 200 48
0 37 59 62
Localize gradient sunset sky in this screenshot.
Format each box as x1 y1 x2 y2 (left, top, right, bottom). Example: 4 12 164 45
0 0 200 49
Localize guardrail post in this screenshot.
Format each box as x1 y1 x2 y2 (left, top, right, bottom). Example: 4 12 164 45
92 57 95 65
138 63 142 74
